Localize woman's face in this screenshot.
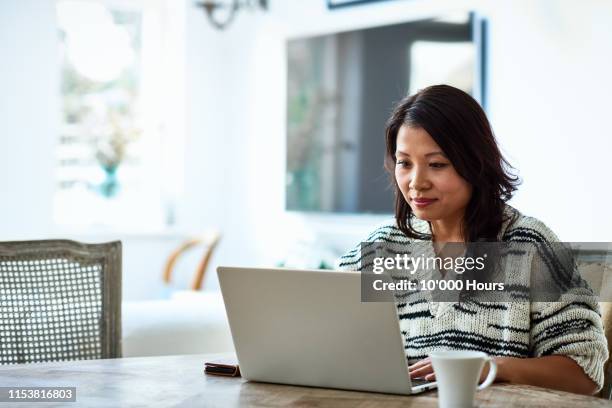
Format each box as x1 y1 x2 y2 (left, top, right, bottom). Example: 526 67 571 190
394 125 472 224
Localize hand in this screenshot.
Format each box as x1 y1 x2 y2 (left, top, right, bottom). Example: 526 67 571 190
408 357 497 383
408 357 435 381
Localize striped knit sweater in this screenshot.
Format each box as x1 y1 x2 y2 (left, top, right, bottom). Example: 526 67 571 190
336 204 608 390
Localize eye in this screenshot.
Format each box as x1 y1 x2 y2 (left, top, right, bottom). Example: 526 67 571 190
430 162 449 169
396 160 411 168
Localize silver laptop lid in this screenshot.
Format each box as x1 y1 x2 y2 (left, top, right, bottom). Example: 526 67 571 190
217 266 414 395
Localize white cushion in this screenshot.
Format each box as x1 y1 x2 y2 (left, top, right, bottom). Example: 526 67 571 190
122 292 234 357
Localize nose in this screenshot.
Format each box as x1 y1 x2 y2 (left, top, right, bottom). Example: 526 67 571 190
409 166 431 191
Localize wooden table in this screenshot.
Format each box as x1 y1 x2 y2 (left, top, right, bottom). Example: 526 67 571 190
0 354 610 407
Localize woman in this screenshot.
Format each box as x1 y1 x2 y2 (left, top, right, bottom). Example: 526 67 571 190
336 85 608 395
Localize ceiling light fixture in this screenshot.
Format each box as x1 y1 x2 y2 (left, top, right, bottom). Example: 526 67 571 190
196 0 268 30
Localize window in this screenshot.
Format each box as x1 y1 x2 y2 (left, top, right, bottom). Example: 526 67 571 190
54 0 184 231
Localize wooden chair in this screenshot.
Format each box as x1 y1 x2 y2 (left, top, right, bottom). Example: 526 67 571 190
599 302 612 399
122 231 228 357
0 240 122 364
162 231 221 291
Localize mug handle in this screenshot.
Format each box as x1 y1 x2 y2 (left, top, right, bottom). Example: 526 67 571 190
477 357 497 390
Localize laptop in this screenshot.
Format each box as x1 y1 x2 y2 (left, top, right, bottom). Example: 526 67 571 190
217 266 437 395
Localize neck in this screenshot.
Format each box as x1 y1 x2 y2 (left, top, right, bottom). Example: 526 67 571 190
430 213 465 242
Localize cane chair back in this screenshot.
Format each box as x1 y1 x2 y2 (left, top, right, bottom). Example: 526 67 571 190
0 240 121 364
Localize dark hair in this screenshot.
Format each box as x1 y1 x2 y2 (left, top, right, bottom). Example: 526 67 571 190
384 84 520 242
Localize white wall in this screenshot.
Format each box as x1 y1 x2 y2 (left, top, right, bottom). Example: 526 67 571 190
0 0 57 238
485 1 612 241
2 0 612 300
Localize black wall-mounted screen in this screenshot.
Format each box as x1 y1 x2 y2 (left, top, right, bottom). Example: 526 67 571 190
286 13 487 214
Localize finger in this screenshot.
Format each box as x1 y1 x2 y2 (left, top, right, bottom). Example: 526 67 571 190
409 364 434 378
410 366 433 376
424 373 436 381
408 357 431 370
408 366 433 378
408 359 431 373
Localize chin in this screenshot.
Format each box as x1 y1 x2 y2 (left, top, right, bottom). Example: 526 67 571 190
411 208 436 221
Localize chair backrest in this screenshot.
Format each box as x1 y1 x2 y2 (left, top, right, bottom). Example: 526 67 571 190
577 247 612 399
162 231 221 291
0 239 122 364
599 302 612 399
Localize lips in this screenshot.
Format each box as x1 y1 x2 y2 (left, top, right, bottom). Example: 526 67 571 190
411 197 437 208
412 198 437 204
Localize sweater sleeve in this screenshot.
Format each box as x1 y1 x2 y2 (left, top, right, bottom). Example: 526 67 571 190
335 242 362 271
524 222 609 391
334 220 402 271
529 295 608 391
509 216 609 391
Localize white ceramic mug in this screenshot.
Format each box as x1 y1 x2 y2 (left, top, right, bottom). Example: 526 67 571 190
429 350 497 408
